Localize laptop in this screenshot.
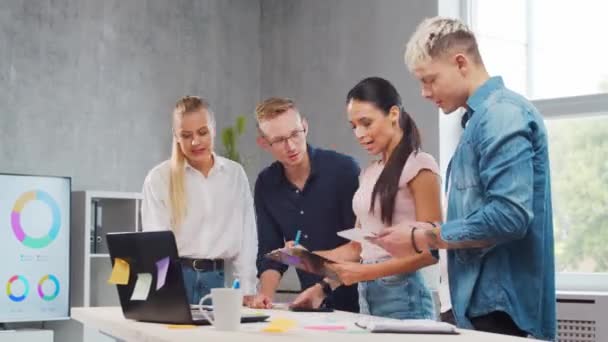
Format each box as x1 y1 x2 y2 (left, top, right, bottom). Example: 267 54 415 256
106 231 269 325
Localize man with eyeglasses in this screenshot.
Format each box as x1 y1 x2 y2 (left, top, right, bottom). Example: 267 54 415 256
248 97 360 312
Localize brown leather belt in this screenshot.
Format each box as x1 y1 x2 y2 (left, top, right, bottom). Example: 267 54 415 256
179 257 224 272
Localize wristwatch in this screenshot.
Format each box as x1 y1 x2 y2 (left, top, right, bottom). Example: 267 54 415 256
318 279 333 296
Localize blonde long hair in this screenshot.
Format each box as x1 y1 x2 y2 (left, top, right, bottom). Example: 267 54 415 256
169 96 214 229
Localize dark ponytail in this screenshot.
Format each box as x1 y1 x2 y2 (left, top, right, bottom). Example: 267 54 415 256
346 77 421 225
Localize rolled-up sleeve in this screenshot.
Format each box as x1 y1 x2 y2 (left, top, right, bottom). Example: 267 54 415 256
442 102 535 245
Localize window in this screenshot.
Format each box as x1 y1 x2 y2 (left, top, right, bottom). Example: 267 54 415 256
458 0 608 290
547 115 608 273
470 0 608 100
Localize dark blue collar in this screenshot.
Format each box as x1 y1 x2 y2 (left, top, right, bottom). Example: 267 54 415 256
272 144 318 186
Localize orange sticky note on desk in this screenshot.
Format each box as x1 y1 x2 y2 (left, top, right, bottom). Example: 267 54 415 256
108 258 130 285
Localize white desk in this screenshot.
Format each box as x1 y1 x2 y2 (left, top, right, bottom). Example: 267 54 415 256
72 307 528 342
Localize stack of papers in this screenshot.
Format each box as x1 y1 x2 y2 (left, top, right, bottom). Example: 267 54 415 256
356 317 457 334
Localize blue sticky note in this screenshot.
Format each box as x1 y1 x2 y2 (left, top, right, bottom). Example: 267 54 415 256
155 257 170 290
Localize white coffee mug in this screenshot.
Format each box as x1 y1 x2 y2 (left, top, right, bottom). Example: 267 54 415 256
198 288 243 331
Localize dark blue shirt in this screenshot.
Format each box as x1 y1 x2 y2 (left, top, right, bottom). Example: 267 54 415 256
254 145 360 312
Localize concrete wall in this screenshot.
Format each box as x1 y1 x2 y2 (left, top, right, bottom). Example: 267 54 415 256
260 0 439 166
1 0 439 191
0 0 261 191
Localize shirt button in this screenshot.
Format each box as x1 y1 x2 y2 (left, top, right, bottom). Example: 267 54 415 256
300 210 304 215
295 190 300 194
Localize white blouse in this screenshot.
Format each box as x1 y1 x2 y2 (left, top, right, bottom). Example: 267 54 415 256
141 155 258 295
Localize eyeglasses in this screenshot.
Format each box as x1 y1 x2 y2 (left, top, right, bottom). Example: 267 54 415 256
266 128 306 147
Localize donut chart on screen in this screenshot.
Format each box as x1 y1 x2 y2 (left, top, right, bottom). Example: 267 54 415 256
6 275 30 302
11 190 61 249
37 274 60 301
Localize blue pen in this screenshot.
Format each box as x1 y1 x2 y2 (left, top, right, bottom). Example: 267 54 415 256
294 230 302 246
232 279 240 289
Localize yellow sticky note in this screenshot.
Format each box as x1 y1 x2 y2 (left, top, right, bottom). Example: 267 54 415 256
263 326 289 333
262 318 297 333
108 258 130 285
168 324 197 329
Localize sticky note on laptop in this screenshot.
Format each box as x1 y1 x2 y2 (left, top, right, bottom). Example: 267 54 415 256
108 257 130 285
155 256 170 290
337 228 377 243
131 273 152 301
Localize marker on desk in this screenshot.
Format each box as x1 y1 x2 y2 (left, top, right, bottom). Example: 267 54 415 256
294 230 302 247
232 279 240 289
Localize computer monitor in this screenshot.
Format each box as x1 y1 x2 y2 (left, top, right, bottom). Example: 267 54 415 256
0 173 71 323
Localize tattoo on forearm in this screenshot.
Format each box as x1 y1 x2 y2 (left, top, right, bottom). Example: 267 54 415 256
424 227 493 250
424 228 442 249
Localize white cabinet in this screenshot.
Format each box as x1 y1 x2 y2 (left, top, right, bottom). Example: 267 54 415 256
70 191 142 308
53 191 142 342
0 329 53 342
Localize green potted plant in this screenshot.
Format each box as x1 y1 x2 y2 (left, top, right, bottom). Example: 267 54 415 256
221 115 247 164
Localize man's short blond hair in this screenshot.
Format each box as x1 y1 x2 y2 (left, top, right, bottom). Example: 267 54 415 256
255 97 298 122
404 16 482 71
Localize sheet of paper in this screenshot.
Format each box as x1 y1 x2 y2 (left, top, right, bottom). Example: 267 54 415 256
130 273 152 301
337 228 377 243
108 257 130 285
155 256 170 290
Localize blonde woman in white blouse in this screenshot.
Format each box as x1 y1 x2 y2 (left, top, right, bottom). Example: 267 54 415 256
141 96 257 305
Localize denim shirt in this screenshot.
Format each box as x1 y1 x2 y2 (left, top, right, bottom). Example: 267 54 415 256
443 77 556 340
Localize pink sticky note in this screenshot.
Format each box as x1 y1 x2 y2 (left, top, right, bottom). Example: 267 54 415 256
155 257 170 290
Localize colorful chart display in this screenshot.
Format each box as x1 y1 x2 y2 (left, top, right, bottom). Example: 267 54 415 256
11 190 61 249
1 174 70 323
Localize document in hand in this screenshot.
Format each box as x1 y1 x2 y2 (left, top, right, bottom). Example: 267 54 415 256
355 317 458 334
337 228 377 243
264 247 339 281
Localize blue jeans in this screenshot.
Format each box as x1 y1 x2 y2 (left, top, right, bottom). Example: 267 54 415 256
181 265 225 305
358 261 435 320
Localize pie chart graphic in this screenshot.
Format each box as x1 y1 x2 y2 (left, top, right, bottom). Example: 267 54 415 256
11 190 61 249
6 275 29 302
38 274 60 301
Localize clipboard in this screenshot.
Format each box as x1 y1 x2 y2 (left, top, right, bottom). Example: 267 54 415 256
264 247 339 281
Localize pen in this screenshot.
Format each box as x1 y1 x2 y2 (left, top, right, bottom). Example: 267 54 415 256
294 230 302 246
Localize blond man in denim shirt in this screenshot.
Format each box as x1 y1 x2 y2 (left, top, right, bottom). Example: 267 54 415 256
370 17 555 340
